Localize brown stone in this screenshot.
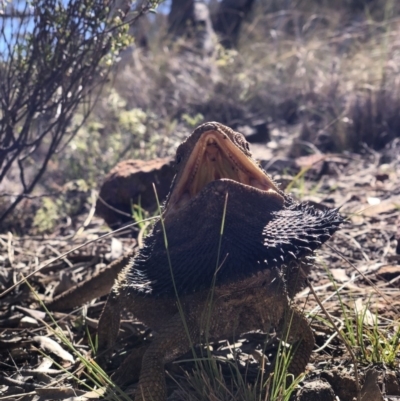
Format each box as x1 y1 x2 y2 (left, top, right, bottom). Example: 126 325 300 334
361 369 384 401
321 369 358 401
96 158 175 228
385 371 400 396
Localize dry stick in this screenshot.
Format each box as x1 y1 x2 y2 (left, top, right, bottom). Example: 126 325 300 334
73 189 98 238
305 271 361 401
326 243 400 317
313 316 344 353
96 194 134 219
7 232 15 267
0 216 158 299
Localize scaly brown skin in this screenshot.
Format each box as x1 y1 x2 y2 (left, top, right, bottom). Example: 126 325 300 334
97 122 343 401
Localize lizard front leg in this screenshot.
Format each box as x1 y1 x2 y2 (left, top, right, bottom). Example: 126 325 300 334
97 265 134 365
97 285 122 365
135 312 200 401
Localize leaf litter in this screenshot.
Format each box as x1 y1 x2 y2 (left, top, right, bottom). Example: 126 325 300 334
0 135 399 400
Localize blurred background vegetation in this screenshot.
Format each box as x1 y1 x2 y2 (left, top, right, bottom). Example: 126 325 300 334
1 0 400 233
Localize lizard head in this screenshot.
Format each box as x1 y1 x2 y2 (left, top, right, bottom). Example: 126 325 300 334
164 122 284 218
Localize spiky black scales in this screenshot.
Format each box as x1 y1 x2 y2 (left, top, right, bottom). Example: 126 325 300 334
262 204 343 262
127 180 343 298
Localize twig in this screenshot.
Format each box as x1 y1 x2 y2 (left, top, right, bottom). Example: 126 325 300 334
97 194 134 219
7 232 14 267
326 243 400 317
0 374 39 391
46 244 74 268
73 189 98 238
0 216 158 299
313 315 344 353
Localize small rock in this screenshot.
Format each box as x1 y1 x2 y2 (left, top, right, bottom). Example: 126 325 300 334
321 369 358 401
385 372 400 396
361 369 384 401
296 380 336 401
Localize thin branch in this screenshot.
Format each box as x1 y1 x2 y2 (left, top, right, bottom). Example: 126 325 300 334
0 0 156 227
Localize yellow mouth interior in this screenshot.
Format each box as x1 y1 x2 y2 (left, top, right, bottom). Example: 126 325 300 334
168 131 281 213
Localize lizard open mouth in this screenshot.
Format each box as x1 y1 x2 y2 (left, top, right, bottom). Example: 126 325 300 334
167 130 282 214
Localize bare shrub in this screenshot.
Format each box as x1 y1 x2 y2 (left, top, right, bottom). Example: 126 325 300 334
0 0 155 227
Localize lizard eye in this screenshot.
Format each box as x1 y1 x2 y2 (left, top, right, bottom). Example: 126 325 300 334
176 155 182 164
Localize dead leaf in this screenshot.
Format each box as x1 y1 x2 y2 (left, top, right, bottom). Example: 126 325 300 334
16 305 46 321
82 387 106 399
350 214 365 225
19 316 39 328
362 196 400 217
63 387 106 400
37 356 54 371
354 298 377 326
106 237 123 260
376 265 400 280
0 336 23 351
367 197 381 205
33 336 75 364
330 268 350 282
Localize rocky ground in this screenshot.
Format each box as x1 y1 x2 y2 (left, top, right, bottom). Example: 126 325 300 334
0 130 399 401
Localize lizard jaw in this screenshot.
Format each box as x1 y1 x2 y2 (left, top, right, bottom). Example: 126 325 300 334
166 130 282 216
